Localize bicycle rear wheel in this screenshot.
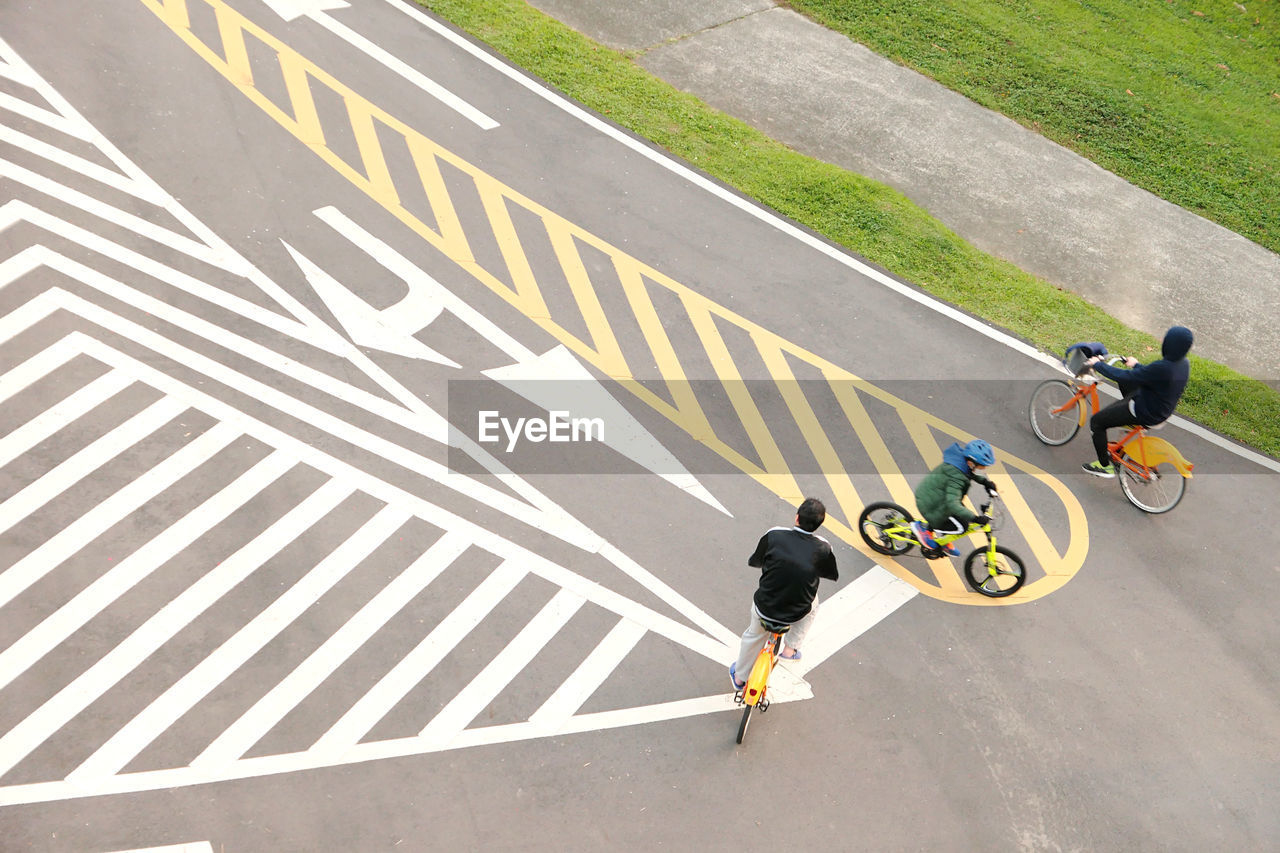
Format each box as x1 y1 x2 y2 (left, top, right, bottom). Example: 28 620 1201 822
858 502 915 555
1029 379 1083 445
736 704 753 744
964 546 1026 597
1118 459 1186 513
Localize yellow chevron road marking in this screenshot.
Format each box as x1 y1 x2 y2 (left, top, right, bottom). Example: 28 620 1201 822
141 0 1089 604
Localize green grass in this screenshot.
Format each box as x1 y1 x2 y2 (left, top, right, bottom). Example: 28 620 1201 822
420 0 1280 458
784 0 1280 254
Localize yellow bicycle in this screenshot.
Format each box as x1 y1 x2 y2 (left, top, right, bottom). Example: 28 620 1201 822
732 616 790 744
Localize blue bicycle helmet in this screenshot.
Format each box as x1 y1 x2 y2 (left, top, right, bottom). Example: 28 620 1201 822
962 439 995 466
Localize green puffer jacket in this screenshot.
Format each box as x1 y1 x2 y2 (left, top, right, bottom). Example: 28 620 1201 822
914 442 995 528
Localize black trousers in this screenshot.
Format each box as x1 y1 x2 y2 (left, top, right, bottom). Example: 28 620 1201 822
1090 398 1137 465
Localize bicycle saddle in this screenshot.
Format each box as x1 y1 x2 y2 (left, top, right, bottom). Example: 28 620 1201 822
758 618 791 634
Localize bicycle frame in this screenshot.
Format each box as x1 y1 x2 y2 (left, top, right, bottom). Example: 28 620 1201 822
740 631 784 709
874 505 993 554
1109 425 1194 478
1047 372 1194 478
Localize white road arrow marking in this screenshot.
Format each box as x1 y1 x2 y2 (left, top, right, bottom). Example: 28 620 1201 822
282 241 458 366
484 346 730 515
309 205 729 516
260 0 498 129
261 0 348 21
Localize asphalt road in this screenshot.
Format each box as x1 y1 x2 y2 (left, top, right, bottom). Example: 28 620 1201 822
0 1 1276 851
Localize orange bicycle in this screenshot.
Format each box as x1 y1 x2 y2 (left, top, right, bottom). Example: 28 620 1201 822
732 617 790 744
1028 351 1193 513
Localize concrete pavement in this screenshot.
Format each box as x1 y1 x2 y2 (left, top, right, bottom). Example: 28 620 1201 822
526 0 1280 383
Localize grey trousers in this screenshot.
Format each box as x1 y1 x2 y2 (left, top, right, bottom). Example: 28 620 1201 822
732 597 818 680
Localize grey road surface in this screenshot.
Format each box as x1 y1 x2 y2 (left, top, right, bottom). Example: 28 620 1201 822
0 1 1275 851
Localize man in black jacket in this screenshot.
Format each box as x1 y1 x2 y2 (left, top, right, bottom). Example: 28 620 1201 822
730 498 838 690
1082 325 1193 477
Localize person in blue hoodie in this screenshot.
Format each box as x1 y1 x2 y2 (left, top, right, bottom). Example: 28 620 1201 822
912 440 998 556
1081 325 1194 478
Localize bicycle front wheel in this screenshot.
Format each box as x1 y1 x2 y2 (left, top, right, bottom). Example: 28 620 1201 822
964 545 1026 597
1029 379 1083 445
858 502 916 555
736 704 753 744
1118 459 1186 513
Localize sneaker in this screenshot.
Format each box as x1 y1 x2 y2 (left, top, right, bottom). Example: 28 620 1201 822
779 647 802 661
940 541 960 557
911 521 939 550
729 663 744 691
1082 461 1116 478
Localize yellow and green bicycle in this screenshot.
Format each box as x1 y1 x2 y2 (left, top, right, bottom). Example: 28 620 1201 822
857 496 1025 597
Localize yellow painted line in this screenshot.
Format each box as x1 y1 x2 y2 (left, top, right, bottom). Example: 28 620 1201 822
141 0 1089 604
681 293 802 501
278 53 326 148
213 2 253 88
545 221 630 378
826 379 915 510
612 260 715 443
346 103 400 208
753 332 863 518
405 135 473 265
471 175 552 321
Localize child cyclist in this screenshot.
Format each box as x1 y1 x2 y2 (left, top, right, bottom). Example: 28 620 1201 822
912 440 999 556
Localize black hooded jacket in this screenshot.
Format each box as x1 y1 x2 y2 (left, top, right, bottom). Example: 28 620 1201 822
1095 326 1193 425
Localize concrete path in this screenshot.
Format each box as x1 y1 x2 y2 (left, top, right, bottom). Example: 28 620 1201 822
528 0 1280 383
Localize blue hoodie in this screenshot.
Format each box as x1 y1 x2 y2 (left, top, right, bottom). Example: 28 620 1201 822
1094 326 1193 425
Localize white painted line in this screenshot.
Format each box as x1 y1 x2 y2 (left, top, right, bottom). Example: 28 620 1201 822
69 504 412 781
70 331 729 652
483 345 729 515
420 588 585 744
310 559 527 755
540 543 737 653
0 125 162 203
0 202 315 343
2 35 716 622
0 232 581 546
0 235 614 551
527 618 646 731
283 241 458 365
261 0 349 20
105 843 214 853
0 335 86 405
0 397 188 538
6 245 439 437
0 369 133 470
789 565 917 675
0 453 296 694
10 286 567 542
192 531 471 767
0 421 238 612
0 36 248 277
0 57 36 87
312 205 535 363
0 92 87 139
0 478 353 780
0 161 239 284
0 694 764 805
382 0 1277 471
313 206 736 637
262 0 498 129
7 284 730 655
